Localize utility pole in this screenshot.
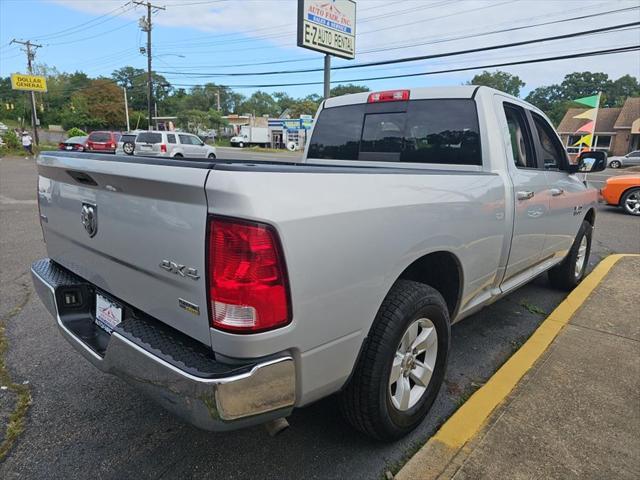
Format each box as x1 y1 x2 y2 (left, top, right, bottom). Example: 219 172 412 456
10 39 42 145
323 54 331 100
216 90 221 111
123 86 130 131
134 1 165 130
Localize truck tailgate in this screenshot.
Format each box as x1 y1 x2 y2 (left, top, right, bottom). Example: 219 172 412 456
37 152 212 345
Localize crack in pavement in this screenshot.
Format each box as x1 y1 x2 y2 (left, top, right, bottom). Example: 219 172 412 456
0 280 33 461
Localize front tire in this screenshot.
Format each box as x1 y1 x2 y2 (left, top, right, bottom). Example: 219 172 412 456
548 220 593 290
239 142 244 148
340 280 450 441
208 153 216 159
609 160 622 168
621 188 640 216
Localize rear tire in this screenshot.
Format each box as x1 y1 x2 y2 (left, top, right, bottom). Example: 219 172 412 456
123 141 134 155
621 188 640 216
548 220 592 290
340 280 450 441
173 153 183 158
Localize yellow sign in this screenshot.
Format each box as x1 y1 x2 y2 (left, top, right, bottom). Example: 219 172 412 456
11 73 48 92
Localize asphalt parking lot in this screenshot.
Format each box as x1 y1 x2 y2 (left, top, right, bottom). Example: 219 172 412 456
0 154 638 480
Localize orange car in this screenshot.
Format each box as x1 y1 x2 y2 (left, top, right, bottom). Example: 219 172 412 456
600 175 640 216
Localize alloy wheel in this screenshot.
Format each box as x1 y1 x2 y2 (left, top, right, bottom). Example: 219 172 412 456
389 318 438 411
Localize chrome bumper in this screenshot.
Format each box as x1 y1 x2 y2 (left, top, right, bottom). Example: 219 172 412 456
31 258 295 431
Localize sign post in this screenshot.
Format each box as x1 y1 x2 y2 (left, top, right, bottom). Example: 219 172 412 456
297 0 357 99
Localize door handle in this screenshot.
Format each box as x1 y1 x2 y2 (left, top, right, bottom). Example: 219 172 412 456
550 188 564 196
517 190 535 200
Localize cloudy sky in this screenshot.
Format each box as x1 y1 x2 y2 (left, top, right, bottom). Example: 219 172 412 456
1 0 638 98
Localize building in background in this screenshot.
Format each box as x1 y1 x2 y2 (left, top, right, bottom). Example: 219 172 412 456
558 97 640 157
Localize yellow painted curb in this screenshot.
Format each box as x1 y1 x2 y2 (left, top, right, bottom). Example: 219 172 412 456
396 254 639 479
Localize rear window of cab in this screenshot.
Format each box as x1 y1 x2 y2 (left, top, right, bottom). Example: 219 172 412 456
307 99 482 166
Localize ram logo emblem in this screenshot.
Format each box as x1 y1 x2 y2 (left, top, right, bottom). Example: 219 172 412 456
80 202 97 237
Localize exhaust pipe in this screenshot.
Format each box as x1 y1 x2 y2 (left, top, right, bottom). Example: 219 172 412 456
264 417 290 437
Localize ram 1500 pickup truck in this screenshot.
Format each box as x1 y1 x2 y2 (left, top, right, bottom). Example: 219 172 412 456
31 86 606 441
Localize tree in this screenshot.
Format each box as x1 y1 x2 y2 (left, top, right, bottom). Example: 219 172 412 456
330 84 370 97
525 85 569 125
608 75 640 107
177 109 209 133
273 92 296 114
238 91 280 117
111 66 171 112
468 70 525 97
289 99 320 117
559 72 612 104
76 79 125 129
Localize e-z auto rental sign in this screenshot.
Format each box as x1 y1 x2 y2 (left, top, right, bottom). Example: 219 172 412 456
297 0 356 59
11 73 48 92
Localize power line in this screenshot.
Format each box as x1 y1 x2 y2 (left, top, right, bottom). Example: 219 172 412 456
165 45 640 89
154 4 637 69
155 0 501 50
157 21 639 77
34 3 135 41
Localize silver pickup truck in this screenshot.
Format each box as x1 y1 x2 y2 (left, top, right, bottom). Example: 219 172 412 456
31 86 605 441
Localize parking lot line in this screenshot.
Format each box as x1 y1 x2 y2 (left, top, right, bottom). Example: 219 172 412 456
396 253 639 480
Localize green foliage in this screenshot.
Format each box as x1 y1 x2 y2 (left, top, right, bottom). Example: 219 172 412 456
238 90 280 117
468 70 525 97
525 71 640 125
66 127 87 137
1 130 20 149
330 84 370 97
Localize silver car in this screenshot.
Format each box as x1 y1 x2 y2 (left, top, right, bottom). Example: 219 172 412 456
608 150 640 168
134 130 217 159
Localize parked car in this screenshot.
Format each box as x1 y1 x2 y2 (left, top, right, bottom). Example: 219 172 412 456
134 130 216 158
116 131 142 155
85 131 121 154
607 150 640 168
32 86 604 441
58 136 88 152
600 175 640 216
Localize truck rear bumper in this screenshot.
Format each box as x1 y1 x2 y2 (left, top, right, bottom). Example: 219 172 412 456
31 258 295 432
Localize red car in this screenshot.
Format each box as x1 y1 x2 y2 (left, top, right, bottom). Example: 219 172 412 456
85 131 121 154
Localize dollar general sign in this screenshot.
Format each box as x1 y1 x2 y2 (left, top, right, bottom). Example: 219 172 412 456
11 73 48 92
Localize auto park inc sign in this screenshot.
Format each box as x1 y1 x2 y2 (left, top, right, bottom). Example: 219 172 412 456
297 0 356 59
11 73 48 92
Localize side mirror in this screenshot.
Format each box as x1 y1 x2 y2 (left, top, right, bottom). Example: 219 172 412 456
568 150 607 174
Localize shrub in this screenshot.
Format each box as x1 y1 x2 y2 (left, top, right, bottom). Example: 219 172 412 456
1 130 20 149
66 127 87 137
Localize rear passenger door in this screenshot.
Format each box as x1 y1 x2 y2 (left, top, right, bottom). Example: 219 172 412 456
178 134 197 157
530 112 585 259
500 101 550 280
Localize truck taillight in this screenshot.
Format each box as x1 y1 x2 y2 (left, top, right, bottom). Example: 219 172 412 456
160 144 167 153
207 217 291 333
368 90 410 103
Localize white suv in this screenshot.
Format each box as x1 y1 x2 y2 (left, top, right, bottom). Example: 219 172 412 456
133 131 217 159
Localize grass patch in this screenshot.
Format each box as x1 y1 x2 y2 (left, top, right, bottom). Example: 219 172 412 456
0 285 33 461
520 301 547 316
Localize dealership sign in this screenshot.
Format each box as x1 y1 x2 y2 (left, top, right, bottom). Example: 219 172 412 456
297 0 356 59
11 73 48 92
